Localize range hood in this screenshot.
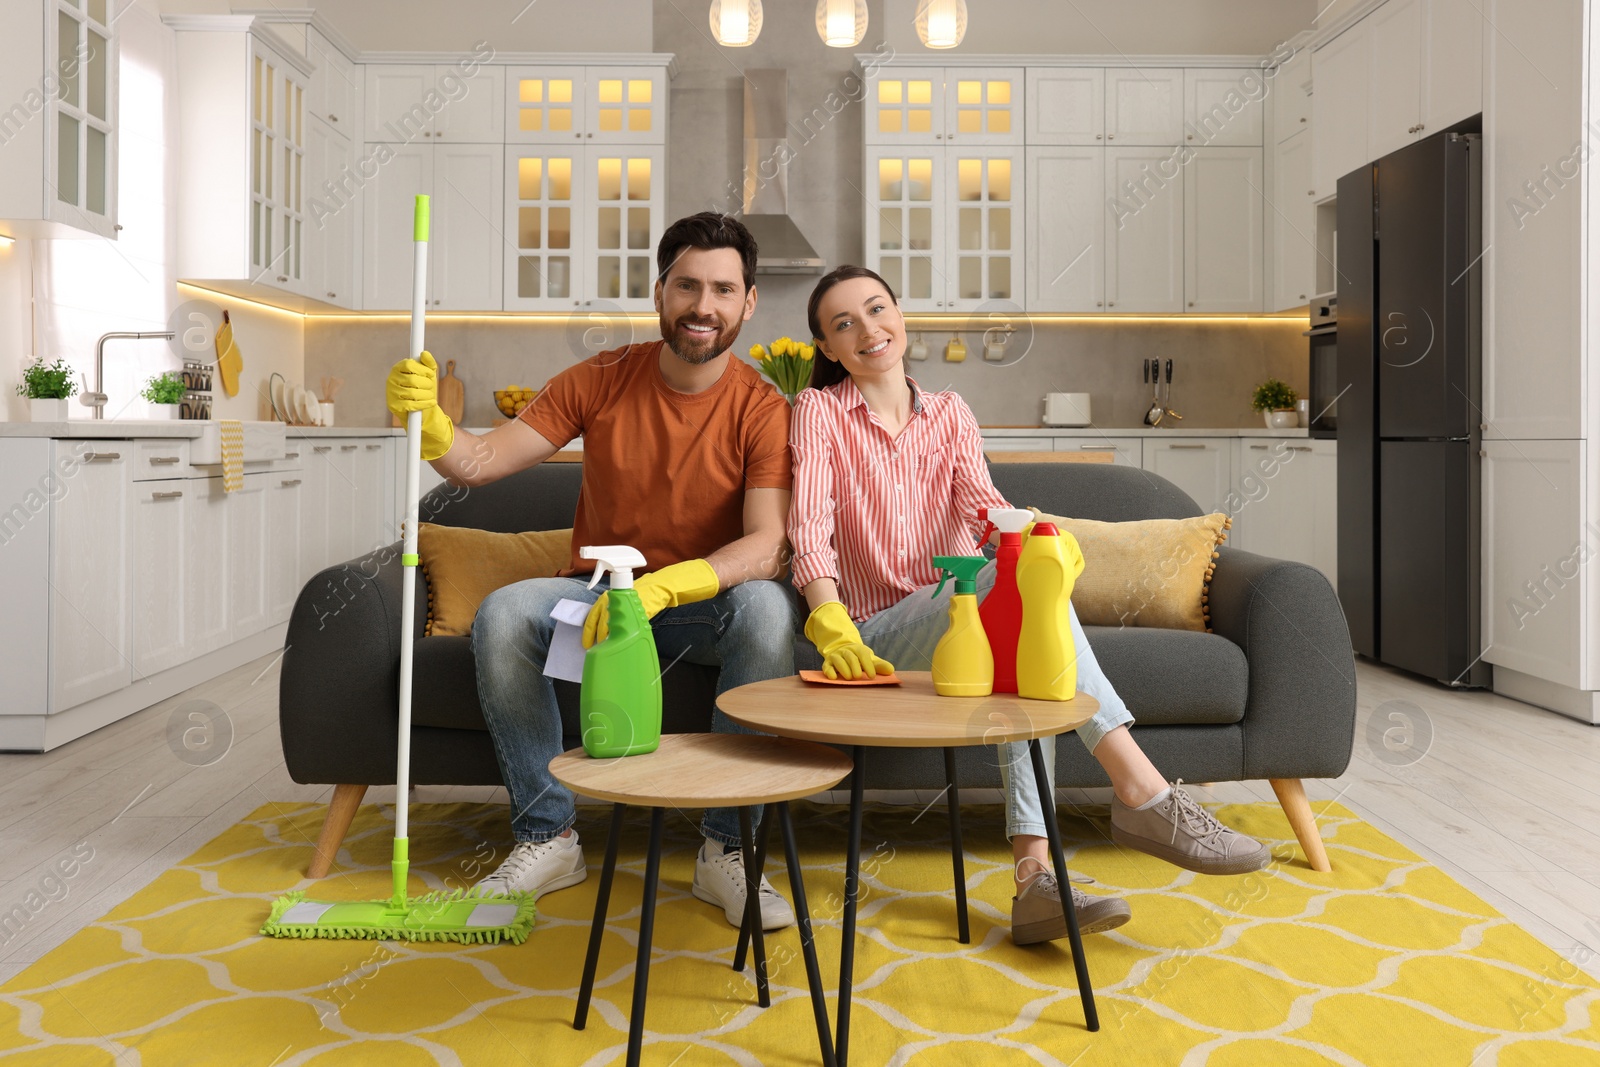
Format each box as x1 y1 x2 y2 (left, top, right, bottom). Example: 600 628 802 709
743 68 826 274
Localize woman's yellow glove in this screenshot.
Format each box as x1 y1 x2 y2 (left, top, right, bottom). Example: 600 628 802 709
385 351 455 461
804 601 895 680
582 559 721 648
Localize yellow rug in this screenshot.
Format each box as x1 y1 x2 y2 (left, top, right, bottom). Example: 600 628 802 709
2 800 1598 1066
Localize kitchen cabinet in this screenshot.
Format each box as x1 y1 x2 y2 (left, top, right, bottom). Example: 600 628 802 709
1230 439 1336 585
228 472 269 641
1141 437 1235 515
1311 17 1369 200
1273 48 1311 141
49 442 130 713
1183 147 1264 312
1055 437 1141 466
1024 68 1103 145
0 0 119 239
866 67 1022 146
1026 147 1104 311
299 438 395 581
298 442 331 579
305 120 357 306
1369 0 1424 159
1271 129 1315 309
865 148 942 310
363 142 505 310
304 26 359 135
1424 0 1482 134
267 471 303 622
132 476 189 677
1105 69 1184 145
1184 68 1264 146
365 63 504 143
1105 147 1184 312
185 474 230 659
506 66 668 145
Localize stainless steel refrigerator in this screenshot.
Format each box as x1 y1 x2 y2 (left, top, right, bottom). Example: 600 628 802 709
1334 129 1488 686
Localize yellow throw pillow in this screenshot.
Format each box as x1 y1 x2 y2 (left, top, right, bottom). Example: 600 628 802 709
1030 509 1232 632
417 524 573 637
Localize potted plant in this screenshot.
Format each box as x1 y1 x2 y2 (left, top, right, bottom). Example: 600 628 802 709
16 358 79 421
140 371 187 419
1251 378 1300 429
749 337 815 403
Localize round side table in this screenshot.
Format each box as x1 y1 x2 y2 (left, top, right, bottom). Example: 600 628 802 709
719 672 1102 1065
550 732 854 1067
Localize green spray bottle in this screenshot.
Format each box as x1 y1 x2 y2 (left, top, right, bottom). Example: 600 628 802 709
579 546 662 757
931 555 994 697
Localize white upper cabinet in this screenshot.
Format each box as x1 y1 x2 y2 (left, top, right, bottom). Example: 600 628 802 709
1183 69 1264 146
304 120 356 306
304 26 359 135
1105 68 1184 145
365 62 504 143
1368 0 1424 159
1423 0 1483 133
946 148 1023 310
1025 68 1104 145
1273 48 1311 141
582 146 664 309
1271 128 1315 309
1027 147 1104 311
505 66 586 143
1105 147 1183 312
505 66 667 145
504 147 581 310
866 66 944 144
0 0 119 239
1184 147 1264 312
865 148 944 310
866 67 1022 145
1311 18 1370 200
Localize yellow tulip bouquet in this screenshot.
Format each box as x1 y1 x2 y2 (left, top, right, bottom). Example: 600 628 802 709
750 337 815 403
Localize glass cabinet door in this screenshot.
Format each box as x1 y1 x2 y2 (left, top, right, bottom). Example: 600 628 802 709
504 67 586 145
865 148 944 311
945 69 1023 146
251 44 306 291
585 146 662 311
48 0 117 238
504 149 581 310
865 68 944 145
945 150 1022 312
585 68 666 143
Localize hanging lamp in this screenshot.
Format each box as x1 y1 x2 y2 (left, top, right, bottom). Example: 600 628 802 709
816 0 867 48
914 0 967 49
710 0 762 47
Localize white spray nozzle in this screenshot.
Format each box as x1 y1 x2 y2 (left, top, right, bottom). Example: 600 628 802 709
580 545 647 590
987 507 1034 534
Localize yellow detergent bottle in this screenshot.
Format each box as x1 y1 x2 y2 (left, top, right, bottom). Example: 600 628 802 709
1016 522 1087 701
931 555 994 697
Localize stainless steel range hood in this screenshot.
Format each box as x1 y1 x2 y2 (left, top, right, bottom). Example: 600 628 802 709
743 68 826 274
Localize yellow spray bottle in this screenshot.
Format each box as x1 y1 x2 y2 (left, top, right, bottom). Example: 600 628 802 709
931 555 994 697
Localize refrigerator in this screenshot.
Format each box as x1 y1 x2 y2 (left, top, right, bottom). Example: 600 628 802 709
1335 129 1488 687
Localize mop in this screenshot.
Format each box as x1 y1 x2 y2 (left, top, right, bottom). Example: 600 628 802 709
262 196 537 943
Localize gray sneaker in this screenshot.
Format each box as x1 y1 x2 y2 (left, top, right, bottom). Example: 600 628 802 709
1111 781 1271 875
1012 874 1131 945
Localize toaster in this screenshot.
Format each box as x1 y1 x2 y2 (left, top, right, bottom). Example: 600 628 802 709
1042 392 1092 426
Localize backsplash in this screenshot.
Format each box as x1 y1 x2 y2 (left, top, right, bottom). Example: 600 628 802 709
304 315 1308 430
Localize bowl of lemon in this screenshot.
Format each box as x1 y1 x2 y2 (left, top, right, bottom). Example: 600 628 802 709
494 386 538 420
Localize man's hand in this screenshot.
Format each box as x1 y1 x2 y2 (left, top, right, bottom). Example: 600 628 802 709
386 350 455 460
582 559 721 648
804 601 895 680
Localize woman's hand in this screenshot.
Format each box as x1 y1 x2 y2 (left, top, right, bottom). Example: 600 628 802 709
804 601 895 680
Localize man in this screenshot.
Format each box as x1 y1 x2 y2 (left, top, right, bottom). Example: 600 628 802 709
384 213 802 930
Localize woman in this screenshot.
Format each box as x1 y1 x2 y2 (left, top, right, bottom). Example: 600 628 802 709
788 266 1270 946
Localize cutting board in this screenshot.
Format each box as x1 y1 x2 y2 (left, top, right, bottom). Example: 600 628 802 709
392 357 465 427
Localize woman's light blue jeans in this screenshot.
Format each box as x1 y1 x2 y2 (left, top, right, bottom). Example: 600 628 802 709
809 562 1134 840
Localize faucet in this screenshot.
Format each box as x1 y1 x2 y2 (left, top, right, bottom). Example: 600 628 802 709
84 331 177 419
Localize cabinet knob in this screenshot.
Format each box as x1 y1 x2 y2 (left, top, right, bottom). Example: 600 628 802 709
1188 301 1195 307
586 132 593 138
1186 134 1193 140
1307 189 1315 195
277 275 288 283
1106 134 1114 140
329 114 339 122
1299 293 1306 299
1299 116 1307 123
575 133 582 139
1107 301 1115 307
1096 133 1102 140
327 291 337 298
1096 301 1103 307
114 223 124 231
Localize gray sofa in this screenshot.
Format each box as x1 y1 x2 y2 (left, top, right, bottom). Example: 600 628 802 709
280 461 1357 876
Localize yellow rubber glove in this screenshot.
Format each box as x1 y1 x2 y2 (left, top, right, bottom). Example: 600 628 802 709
804 601 895 680
385 350 455 461
582 558 721 648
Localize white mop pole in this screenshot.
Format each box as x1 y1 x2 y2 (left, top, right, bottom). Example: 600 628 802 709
393 194 429 901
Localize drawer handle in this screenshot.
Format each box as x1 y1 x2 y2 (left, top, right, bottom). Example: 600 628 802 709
152 490 183 500
1249 444 1269 450
366 444 382 450
313 445 333 453
149 455 181 465
85 452 121 462
1078 445 1117 451
280 478 302 487
341 444 359 451
1168 444 1206 450
1289 445 1312 452
286 451 300 459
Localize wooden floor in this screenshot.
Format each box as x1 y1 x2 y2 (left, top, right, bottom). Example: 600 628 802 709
3 654 1598 987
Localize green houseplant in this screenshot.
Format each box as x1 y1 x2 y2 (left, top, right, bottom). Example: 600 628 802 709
16 358 79 421
141 371 187 419
1251 378 1299 429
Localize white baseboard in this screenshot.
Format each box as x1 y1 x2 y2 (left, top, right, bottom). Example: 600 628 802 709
1493 665 1600 726
0 624 290 752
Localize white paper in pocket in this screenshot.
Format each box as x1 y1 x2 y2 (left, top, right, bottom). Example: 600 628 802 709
544 598 594 683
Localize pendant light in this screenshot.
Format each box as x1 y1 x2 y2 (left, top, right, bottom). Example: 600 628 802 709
709 0 762 47
914 0 967 49
816 0 868 48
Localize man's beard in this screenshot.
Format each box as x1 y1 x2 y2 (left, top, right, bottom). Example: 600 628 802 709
661 313 742 365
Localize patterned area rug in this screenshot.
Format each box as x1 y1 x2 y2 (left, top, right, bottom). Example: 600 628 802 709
3 799 1598 1066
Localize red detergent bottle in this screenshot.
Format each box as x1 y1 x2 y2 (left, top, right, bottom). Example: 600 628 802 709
976 507 1034 693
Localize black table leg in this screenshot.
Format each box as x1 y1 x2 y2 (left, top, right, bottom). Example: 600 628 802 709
837 745 865 1067
626 808 666 1067
943 747 970 944
734 807 774 974
574 803 626 1031
739 807 771 1008
780 800 838 1067
1029 738 1099 1033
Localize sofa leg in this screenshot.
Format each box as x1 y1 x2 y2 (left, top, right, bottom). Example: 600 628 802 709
309 784 369 879
1269 778 1331 873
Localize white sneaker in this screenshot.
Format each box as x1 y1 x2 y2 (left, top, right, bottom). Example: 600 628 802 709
475 832 588 898
691 838 795 931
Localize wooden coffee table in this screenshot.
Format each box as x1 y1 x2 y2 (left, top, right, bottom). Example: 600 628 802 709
719 672 1103 1065
550 733 854 1067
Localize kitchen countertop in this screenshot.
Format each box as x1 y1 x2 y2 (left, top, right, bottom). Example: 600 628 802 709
979 426 1311 438
0 421 405 439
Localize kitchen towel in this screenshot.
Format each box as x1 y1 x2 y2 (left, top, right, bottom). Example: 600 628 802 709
220 419 244 493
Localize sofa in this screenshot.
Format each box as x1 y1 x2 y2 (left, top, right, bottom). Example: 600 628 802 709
279 460 1357 876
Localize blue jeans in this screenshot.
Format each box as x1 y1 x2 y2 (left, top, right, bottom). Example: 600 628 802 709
473 577 806 848
818 562 1135 841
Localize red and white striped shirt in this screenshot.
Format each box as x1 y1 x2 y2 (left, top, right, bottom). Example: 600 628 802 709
789 377 1011 622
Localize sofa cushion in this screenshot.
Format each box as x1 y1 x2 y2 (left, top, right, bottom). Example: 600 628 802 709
418 525 573 637
1083 625 1248 725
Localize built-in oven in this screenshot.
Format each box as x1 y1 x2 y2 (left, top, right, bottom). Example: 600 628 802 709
1305 294 1338 439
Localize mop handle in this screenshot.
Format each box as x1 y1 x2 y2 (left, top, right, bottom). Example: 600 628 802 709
396 195 429 847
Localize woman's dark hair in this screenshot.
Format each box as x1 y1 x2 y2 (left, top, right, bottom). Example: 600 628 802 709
805 264 899 391
656 212 759 292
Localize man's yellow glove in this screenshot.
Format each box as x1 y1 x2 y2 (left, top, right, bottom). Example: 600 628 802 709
804 601 895 680
582 559 720 648
385 350 455 461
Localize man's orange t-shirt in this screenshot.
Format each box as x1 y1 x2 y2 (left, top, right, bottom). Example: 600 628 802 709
519 341 793 577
